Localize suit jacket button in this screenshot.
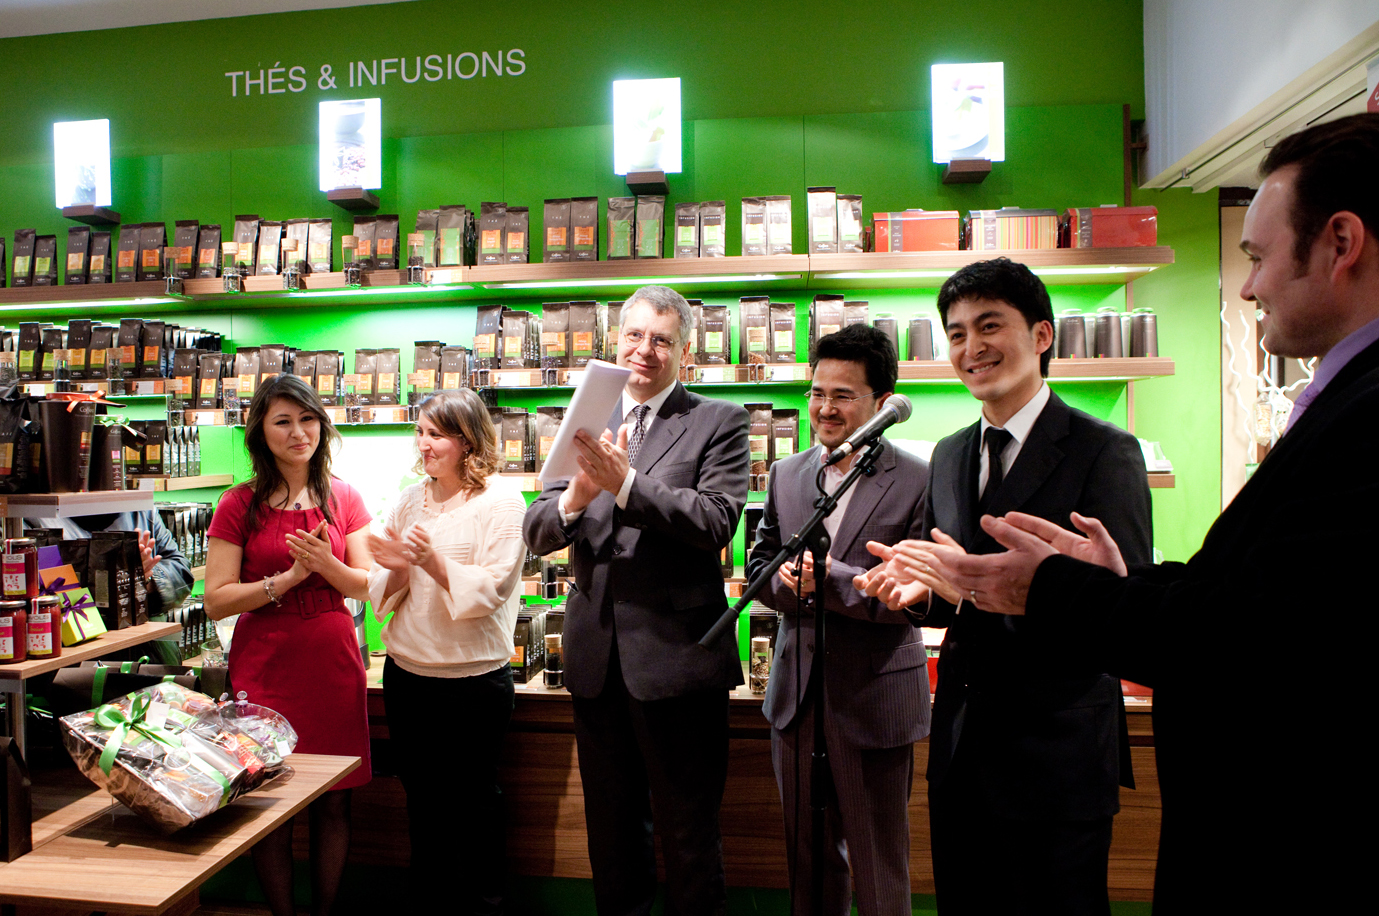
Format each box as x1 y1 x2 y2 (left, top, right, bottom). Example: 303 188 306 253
612 546 623 555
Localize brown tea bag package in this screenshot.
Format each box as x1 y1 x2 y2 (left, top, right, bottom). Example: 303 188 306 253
89 231 113 283
674 202 701 258
807 187 838 254
438 205 474 266
114 225 139 282
501 409 529 472
635 195 664 259
415 210 440 267
67 319 92 380
571 197 599 261
233 215 260 274
601 301 622 362
569 301 599 368
543 199 571 263
410 342 442 405
35 326 61 380
136 223 166 281
197 352 222 408
541 303 570 369
315 351 341 406
234 347 261 401
474 305 503 369
90 531 136 630
844 301 870 328
88 324 114 379
140 319 166 378
534 406 564 474
307 219 333 273
700 201 726 258
770 303 797 363
479 202 507 265
171 220 199 278
771 409 799 469
10 229 36 287
352 216 377 270
283 219 311 273
258 344 286 385
195 225 222 278
700 305 730 365
375 348 401 405
838 194 864 253
65 226 91 284
143 419 167 475
116 319 142 380
374 214 400 270
765 196 793 256
607 197 635 259
256 221 283 275
741 198 767 256
501 310 533 369
32 235 58 286
352 349 377 406
746 403 773 488
739 297 770 365
504 207 530 263
810 295 845 354
440 345 471 390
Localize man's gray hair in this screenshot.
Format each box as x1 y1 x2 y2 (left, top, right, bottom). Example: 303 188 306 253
625 285 692 344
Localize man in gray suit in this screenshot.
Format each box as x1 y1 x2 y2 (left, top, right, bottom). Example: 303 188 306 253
747 324 930 916
523 285 749 916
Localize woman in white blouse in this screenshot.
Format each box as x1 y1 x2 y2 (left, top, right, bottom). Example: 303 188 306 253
368 388 527 916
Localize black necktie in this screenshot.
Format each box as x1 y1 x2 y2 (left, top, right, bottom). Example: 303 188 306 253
627 404 650 465
978 427 1013 514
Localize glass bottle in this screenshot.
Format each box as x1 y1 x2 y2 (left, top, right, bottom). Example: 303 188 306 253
221 241 241 294
281 238 302 290
407 231 427 285
342 235 361 287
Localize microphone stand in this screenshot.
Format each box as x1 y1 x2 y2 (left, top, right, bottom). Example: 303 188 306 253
700 437 887 916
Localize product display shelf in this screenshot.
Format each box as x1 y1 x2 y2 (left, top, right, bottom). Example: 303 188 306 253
0 754 360 915
2 488 155 523
899 356 1176 383
0 247 1176 315
807 247 1175 287
191 565 206 581
126 473 234 492
1147 473 1176 489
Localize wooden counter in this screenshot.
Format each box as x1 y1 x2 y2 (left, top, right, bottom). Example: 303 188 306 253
358 659 1160 901
0 754 360 915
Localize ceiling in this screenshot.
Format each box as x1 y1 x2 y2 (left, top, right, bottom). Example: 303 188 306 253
0 0 414 39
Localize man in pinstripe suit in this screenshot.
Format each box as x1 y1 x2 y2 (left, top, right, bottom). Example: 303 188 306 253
748 324 931 916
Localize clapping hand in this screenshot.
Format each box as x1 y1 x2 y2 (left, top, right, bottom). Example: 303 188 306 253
368 527 411 573
285 520 331 573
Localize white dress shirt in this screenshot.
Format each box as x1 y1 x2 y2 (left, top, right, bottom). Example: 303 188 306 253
977 382 1051 494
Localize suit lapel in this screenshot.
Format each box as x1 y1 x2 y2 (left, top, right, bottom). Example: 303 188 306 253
985 391 1070 519
951 423 981 547
832 441 896 553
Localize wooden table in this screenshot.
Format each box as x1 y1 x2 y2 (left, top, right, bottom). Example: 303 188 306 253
0 754 359 915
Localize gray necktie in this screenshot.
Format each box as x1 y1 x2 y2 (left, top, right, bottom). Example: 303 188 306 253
627 404 650 465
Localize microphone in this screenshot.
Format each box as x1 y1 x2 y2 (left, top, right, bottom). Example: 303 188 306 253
822 394 912 467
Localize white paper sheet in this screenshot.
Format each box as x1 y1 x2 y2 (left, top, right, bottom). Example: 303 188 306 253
538 359 633 482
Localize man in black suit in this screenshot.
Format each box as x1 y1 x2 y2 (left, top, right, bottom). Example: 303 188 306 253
748 325 930 916
857 258 1151 915
918 114 1379 914
523 285 748 916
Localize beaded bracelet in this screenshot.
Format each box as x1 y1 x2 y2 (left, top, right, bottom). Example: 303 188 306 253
263 575 283 606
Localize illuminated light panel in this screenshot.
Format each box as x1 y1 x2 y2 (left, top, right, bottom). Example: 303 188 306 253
482 273 799 291
0 296 179 312
612 77 683 175
931 62 1005 164
53 118 112 208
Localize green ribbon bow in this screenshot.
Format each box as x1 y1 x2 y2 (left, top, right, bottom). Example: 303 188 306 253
91 694 232 803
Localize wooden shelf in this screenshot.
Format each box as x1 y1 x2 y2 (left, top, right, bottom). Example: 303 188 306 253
0 620 180 685
1147 473 1176 489
2 489 155 519
0 248 1176 314
192 565 206 581
128 473 233 491
899 356 1175 383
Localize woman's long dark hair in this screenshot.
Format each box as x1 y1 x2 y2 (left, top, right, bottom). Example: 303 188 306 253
242 374 343 531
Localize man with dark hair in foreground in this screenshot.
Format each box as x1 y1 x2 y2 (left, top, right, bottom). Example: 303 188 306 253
911 114 1379 912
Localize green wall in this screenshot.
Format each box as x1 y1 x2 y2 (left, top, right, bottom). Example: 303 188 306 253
0 0 1220 570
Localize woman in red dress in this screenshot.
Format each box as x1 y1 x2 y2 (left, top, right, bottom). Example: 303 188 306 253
205 374 372 916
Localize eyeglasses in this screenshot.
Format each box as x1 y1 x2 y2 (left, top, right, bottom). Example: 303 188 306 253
621 329 679 353
808 391 879 408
